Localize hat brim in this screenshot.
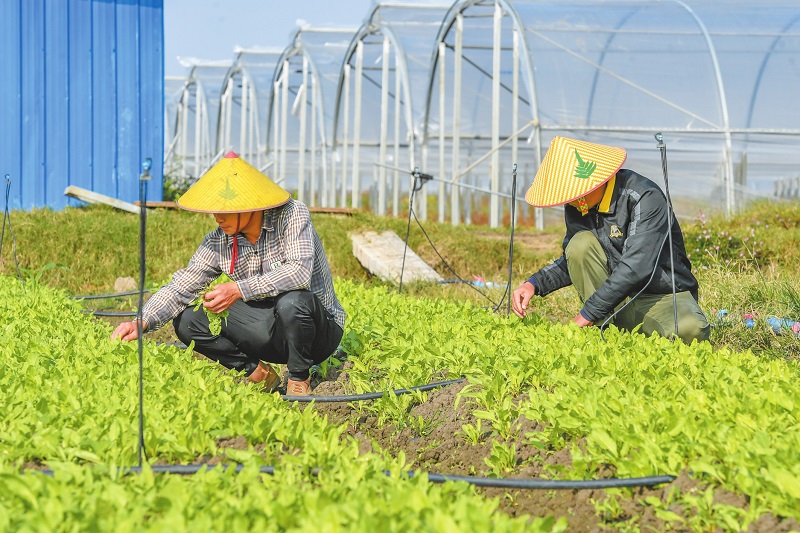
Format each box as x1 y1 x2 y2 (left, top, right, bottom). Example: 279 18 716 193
525 137 626 207
176 153 291 213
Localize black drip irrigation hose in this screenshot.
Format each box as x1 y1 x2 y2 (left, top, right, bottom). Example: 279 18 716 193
31 463 675 490
282 377 465 403
83 310 139 317
72 289 152 300
125 337 466 403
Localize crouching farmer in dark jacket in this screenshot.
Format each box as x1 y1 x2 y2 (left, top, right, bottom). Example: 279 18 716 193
511 136 709 344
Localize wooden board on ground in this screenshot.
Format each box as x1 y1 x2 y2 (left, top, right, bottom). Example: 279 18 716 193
63 185 139 214
350 230 442 285
130 201 354 215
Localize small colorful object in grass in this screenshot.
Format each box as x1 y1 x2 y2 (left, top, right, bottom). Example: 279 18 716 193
742 313 755 329
766 316 800 337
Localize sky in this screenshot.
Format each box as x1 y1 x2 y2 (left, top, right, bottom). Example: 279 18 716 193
164 0 377 77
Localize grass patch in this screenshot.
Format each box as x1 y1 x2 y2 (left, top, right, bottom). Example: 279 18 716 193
2 200 799 360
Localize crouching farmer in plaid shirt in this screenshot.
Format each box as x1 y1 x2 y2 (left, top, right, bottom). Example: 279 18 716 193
111 151 345 396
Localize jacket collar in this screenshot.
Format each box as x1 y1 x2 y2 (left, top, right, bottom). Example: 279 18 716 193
597 174 617 214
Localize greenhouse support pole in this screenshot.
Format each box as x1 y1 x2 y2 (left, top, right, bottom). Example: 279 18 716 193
224 78 234 153
512 27 520 227
379 37 390 216
341 65 351 208
393 51 401 218
250 84 258 167
239 74 249 160
272 77 281 183
351 41 364 208
319 94 330 210
490 2 502 228
311 74 319 206
438 41 447 224
280 62 290 188
193 85 202 179
298 57 308 203
451 14 463 226
199 85 210 172
673 0 734 215
180 85 189 176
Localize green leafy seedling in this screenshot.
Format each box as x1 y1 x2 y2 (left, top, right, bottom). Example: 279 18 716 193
191 273 233 336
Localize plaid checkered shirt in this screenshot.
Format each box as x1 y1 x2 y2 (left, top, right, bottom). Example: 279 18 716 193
142 199 345 332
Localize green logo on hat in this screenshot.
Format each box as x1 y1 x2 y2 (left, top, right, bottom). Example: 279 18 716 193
574 150 597 180
220 178 238 200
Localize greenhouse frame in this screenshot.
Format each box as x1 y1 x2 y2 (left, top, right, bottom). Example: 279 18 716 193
165 0 800 227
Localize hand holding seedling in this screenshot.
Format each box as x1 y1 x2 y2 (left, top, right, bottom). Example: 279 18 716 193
202 281 242 314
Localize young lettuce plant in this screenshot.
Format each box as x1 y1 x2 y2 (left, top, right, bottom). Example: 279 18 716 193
191 273 233 336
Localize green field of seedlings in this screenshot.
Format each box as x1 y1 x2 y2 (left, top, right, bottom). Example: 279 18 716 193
1 201 799 531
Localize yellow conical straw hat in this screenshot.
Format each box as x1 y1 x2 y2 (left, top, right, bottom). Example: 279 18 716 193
525 137 626 207
177 151 290 213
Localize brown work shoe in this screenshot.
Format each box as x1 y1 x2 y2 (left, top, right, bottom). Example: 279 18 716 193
246 362 281 392
285 377 312 396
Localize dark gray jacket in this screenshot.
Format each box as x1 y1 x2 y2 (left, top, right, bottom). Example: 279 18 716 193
528 169 699 322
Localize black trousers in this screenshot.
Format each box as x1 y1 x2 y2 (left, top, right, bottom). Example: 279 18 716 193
173 289 343 381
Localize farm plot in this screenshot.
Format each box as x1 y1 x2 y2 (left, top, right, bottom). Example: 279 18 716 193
0 276 557 532
2 274 800 531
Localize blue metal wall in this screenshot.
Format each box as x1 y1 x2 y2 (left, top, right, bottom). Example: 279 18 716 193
1 0 163 210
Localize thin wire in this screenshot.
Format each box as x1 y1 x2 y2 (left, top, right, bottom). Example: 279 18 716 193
1 176 22 280
656 134 679 338
499 164 518 315
410 208 499 308
398 170 498 307
398 172 419 293
600 231 670 342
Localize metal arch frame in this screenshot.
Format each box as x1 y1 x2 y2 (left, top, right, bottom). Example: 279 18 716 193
266 29 338 199
216 48 284 172
420 0 543 226
167 67 213 182
585 8 640 127
673 0 734 214
330 3 424 212
216 63 264 167
745 14 800 129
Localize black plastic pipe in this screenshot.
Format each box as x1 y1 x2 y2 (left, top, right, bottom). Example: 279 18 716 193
72 289 152 300
282 377 465 403
83 310 138 317
32 463 674 490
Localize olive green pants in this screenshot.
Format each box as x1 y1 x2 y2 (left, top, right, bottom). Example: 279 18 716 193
565 231 710 344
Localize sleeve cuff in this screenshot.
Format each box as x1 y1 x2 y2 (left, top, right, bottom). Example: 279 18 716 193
237 280 255 301
579 309 593 322
526 276 539 293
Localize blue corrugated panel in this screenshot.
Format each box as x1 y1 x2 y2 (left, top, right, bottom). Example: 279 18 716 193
1 1 22 206
0 0 163 211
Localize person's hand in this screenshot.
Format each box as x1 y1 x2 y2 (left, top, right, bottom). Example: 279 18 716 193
571 313 593 328
110 320 146 341
511 281 536 318
203 281 242 314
